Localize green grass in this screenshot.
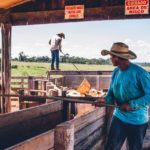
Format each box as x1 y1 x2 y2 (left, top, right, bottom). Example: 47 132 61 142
11 61 150 77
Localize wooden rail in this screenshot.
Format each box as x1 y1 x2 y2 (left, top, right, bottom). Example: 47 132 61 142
2 98 150 150
5 107 106 150
0 101 63 149
5 71 113 94
10 76 48 94
10 76 66 94
6 130 55 150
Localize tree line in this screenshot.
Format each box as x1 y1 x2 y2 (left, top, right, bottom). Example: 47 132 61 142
12 51 111 65
12 51 150 66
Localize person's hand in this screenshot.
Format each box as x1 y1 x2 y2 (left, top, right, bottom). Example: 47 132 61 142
119 103 135 111
94 98 106 107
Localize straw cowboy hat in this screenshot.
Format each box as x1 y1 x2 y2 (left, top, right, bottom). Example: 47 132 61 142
101 42 137 60
57 33 65 39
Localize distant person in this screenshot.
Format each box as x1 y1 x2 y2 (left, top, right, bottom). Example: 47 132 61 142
49 33 65 70
96 42 150 150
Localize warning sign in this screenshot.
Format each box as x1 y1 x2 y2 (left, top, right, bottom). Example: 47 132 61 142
125 0 149 15
65 5 84 19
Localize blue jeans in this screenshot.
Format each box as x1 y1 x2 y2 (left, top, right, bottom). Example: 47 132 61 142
51 50 59 69
105 116 148 150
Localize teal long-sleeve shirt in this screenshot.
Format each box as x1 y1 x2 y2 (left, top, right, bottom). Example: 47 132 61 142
105 63 150 125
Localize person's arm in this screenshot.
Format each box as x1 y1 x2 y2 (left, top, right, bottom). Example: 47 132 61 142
57 38 62 52
59 45 62 52
49 39 51 45
129 72 150 109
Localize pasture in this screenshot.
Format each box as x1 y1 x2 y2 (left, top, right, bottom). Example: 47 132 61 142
11 61 150 76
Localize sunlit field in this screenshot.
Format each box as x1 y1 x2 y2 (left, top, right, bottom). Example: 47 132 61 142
11 61 150 77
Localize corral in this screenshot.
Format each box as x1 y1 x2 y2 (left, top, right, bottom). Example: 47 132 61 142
0 0 150 150
0 71 149 150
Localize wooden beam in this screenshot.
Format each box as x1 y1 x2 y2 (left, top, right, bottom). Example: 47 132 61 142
75 129 105 150
0 0 34 9
55 122 74 150
1 23 11 113
65 107 105 132
0 6 150 26
0 101 62 128
47 71 112 76
74 117 105 145
5 129 54 150
0 101 63 149
54 107 106 150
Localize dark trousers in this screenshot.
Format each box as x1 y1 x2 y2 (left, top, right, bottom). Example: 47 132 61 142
51 50 59 69
105 116 148 150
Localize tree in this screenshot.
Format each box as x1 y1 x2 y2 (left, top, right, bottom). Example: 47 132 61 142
18 51 28 61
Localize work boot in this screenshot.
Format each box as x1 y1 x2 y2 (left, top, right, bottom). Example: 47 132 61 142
51 67 55 70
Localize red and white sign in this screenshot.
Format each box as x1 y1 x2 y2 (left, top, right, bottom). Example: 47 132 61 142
125 0 149 15
65 5 84 19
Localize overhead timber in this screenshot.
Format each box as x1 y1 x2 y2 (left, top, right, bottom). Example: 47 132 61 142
0 0 150 25
0 0 34 10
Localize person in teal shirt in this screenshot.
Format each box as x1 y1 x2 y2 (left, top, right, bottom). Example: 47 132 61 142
99 42 150 150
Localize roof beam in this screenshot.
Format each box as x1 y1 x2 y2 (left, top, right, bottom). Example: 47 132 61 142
0 0 34 10
1 6 150 26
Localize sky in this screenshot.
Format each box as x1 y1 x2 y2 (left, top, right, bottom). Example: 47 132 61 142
1 19 150 62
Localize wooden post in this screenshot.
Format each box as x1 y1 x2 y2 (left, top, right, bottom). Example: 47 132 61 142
28 76 34 93
1 23 12 113
54 122 74 150
60 0 65 9
62 91 70 121
63 102 69 121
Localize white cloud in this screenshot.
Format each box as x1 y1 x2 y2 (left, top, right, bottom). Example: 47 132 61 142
124 39 150 62
1 19 150 63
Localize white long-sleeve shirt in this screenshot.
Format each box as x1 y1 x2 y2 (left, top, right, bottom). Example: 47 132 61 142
49 35 62 51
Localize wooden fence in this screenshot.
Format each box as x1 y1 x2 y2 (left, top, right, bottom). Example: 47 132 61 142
0 72 149 150
10 76 66 94
5 106 106 150
10 76 48 94
0 101 63 149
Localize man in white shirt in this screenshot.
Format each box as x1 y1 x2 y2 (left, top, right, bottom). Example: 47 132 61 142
49 33 65 70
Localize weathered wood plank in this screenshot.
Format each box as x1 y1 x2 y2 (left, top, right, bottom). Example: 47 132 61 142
11 82 28 85
5 129 54 150
90 138 105 150
98 75 111 90
0 110 62 149
64 75 99 89
0 100 62 128
1 0 33 9
63 75 111 89
55 122 74 150
2 6 150 26
48 71 112 76
0 101 63 149
1 23 12 113
75 128 105 150
11 77 29 79
75 117 105 145
71 107 106 132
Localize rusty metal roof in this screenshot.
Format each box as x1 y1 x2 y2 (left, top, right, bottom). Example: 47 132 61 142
0 0 32 9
